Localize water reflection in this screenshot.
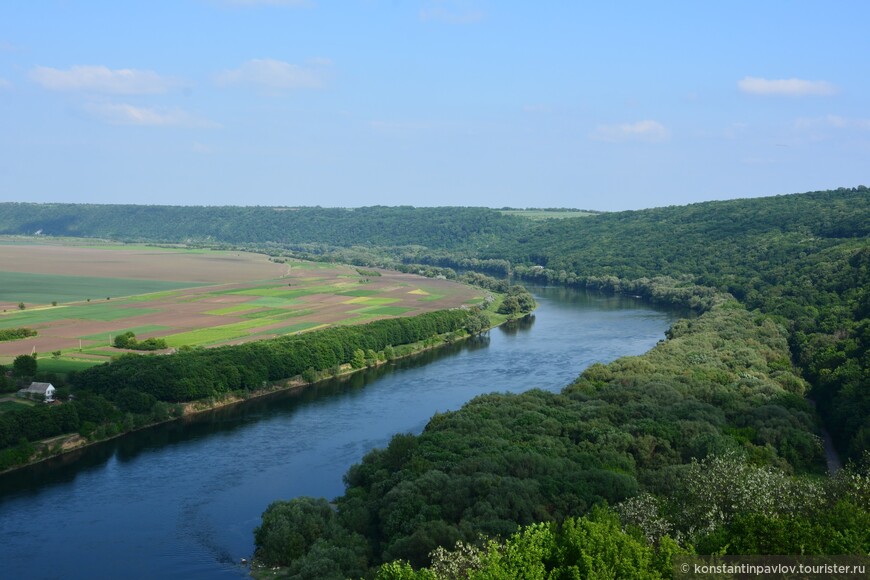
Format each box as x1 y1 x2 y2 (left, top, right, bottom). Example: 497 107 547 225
498 313 536 335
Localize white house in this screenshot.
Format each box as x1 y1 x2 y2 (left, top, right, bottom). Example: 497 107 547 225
18 382 55 402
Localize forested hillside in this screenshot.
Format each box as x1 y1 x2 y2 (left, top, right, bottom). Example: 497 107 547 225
0 204 527 251
475 188 870 460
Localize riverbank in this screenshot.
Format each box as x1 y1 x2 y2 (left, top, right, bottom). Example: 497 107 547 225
0 308 525 476
0 285 682 580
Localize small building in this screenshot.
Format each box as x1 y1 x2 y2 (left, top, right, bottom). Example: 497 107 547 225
18 382 55 402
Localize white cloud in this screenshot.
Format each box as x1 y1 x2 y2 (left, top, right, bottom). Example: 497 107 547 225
591 120 670 142
30 65 176 94
420 0 484 24
215 58 325 91
85 103 219 128
738 76 837 96
796 115 870 131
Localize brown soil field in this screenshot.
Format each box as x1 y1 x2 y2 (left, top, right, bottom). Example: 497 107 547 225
0 244 287 282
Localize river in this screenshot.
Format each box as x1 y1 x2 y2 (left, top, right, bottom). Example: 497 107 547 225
0 287 682 579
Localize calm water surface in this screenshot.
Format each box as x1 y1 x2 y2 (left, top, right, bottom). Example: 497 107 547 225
0 287 682 579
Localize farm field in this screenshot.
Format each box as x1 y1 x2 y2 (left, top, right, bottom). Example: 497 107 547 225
497 209 599 220
0 242 484 366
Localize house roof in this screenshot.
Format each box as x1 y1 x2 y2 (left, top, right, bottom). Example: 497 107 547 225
24 382 55 394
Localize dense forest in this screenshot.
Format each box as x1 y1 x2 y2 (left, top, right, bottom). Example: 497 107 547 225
480 188 870 461
0 204 527 251
2 188 869 576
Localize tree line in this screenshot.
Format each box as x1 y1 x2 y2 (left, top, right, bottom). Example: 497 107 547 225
0 328 37 342
0 308 478 471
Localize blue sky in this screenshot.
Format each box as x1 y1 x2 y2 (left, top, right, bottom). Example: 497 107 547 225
1 1 868 210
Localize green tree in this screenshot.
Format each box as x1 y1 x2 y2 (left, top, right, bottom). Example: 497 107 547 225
113 331 136 349
12 354 37 378
351 349 367 369
465 311 491 335
254 496 367 574
302 368 318 384
497 296 521 316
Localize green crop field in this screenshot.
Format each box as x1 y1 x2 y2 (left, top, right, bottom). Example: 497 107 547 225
342 296 401 306
249 296 304 307
162 318 288 347
252 321 323 336
417 294 446 302
337 289 380 297
232 284 347 298
0 305 160 329
238 308 313 320
0 271 204 305
205 304 263 316
79 325 171 342
351 306 414 316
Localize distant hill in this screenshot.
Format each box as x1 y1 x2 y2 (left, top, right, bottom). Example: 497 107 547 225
0 204 530 251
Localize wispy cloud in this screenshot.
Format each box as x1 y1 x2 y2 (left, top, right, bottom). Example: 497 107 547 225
0 78 10 89
215 58 327 92
796 115 870 131
738 76 837 96
420 0 485 24
30 65 177 94
85 103 219 128
591 120 670 142
0 41 18 52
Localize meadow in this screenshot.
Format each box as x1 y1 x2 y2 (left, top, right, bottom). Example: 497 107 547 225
497 209 598 220
0 242 483 368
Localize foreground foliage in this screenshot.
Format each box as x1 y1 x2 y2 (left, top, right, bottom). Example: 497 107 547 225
375 508 683 580
375 455 870 579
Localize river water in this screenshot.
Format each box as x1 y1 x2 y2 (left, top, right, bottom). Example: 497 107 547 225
0 287 681 579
